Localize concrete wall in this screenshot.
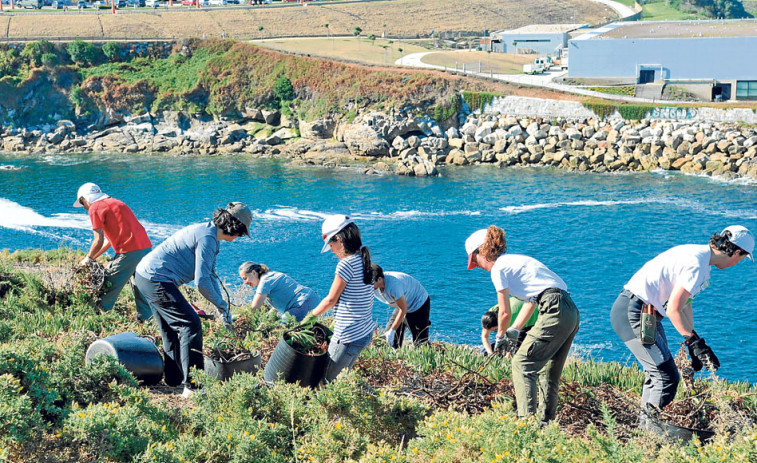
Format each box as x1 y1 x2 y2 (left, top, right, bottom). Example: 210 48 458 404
480 95 757 124
497 32 566 54
568 36 757 81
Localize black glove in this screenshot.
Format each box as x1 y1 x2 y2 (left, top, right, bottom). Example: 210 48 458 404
685 331 720 372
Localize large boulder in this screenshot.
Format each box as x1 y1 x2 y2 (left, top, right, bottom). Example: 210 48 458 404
299 118 335 140
339 124 390 157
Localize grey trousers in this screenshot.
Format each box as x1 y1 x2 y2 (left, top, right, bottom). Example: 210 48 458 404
324 331 372 383
512 289 580 422
610 290 679 409
100 247 152 321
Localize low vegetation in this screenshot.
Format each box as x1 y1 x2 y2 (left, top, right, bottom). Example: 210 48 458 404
1 248 756 462
588 86 636 97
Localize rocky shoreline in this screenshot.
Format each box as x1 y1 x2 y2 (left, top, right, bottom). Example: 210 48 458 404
2 107 757 181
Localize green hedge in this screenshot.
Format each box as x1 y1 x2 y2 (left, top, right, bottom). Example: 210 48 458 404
462 91 501 113
581 102 660 121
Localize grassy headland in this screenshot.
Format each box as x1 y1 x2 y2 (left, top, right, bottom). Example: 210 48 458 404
1 249 757 462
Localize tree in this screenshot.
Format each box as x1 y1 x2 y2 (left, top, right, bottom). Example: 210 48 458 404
368 33 376 43
273 74 294 103
352 26 362 38
40 52 58 68
258 25 264 40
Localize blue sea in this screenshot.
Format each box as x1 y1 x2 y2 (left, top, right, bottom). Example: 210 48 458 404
1 153 756 382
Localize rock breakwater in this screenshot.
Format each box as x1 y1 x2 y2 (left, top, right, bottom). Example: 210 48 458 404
1 107 756 181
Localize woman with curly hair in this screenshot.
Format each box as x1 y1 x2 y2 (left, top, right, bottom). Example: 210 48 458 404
465 225 580 424
136 202 251 397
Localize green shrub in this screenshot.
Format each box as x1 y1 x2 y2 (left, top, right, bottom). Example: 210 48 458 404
67 39 102 66
40 53 58 68
433 94 461 123
272 74 294 103
20 40 55 68
0 374 45 445
101 42 121 63
62 388 174 462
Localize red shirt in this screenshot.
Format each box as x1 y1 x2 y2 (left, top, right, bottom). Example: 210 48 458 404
88 197 151 254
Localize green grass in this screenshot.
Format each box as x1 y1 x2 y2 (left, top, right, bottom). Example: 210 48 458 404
642 0 705 20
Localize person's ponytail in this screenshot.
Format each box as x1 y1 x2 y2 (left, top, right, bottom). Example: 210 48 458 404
480 225 507 261
361 246 372 285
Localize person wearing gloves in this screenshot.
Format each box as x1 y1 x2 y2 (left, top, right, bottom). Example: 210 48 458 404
611 225 754 421
481 296 538 356
238 261 319 322
303 214 375 382
74 182 152 321
466 225 580 424
370 264 431 348
135 202 251 397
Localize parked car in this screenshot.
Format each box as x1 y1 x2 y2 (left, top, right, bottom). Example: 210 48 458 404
75 0 87 6
115 0 126 7
209 0 225 5
126 0 145 5
51 0 71 8
145 0 159 6
180 0 194 5
227 0 238 3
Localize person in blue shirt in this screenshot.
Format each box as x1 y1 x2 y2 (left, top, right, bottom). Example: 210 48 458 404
135 202 252 397
370 264 431 348
238 261 319 322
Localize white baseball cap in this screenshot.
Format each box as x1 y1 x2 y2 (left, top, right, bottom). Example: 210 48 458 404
721 225 754 261
465 229 487 270
321 214 354 253
73 182 109 208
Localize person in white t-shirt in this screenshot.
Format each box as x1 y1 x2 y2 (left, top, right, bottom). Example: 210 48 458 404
610 225 754 417
465 225 580 424
370 264 431 348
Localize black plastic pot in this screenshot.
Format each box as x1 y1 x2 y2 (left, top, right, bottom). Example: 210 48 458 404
203 350 262 381
85 332 164 386
264 323 331 388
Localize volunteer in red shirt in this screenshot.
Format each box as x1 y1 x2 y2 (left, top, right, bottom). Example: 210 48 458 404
74 182 153 321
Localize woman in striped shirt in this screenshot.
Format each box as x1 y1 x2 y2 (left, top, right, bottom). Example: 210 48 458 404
306 214 375 382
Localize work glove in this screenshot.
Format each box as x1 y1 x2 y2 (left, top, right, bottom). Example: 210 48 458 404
79 256 93 267
494 336 507 353
505 327 521 341
220 307 233 331
384 329 397 348
685 331 720 372
302 311 318 328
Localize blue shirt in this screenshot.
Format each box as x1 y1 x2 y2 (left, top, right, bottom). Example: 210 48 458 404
136 222 227 310
256 271 315 312
333 254 375 343
375 271 428 313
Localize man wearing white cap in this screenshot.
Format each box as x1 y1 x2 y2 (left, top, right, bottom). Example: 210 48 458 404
610 225 754 424
74 182 152 321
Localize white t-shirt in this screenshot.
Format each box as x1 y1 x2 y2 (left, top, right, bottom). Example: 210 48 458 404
624 244 711 317
375 271 428 313
490 254 567 301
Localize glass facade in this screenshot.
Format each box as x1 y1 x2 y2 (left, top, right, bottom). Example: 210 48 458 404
736 81 757 100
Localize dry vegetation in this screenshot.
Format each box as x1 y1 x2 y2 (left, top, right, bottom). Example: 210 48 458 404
258 37 428 65
3 0 616 40
420 50 535 74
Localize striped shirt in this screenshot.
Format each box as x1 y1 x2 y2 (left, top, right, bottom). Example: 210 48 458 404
333 254 375 343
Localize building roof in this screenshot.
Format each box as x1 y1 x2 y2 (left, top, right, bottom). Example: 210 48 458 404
588 19 757 39
497 24 587 35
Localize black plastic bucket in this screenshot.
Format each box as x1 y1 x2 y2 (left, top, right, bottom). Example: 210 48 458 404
264 323 331 388
642 408 716 442
85 332 164 386
204 351 262 381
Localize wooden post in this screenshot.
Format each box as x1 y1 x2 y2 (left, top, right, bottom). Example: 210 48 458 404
112 0 116 13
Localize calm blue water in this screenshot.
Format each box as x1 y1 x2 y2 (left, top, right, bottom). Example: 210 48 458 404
1 154 756 382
